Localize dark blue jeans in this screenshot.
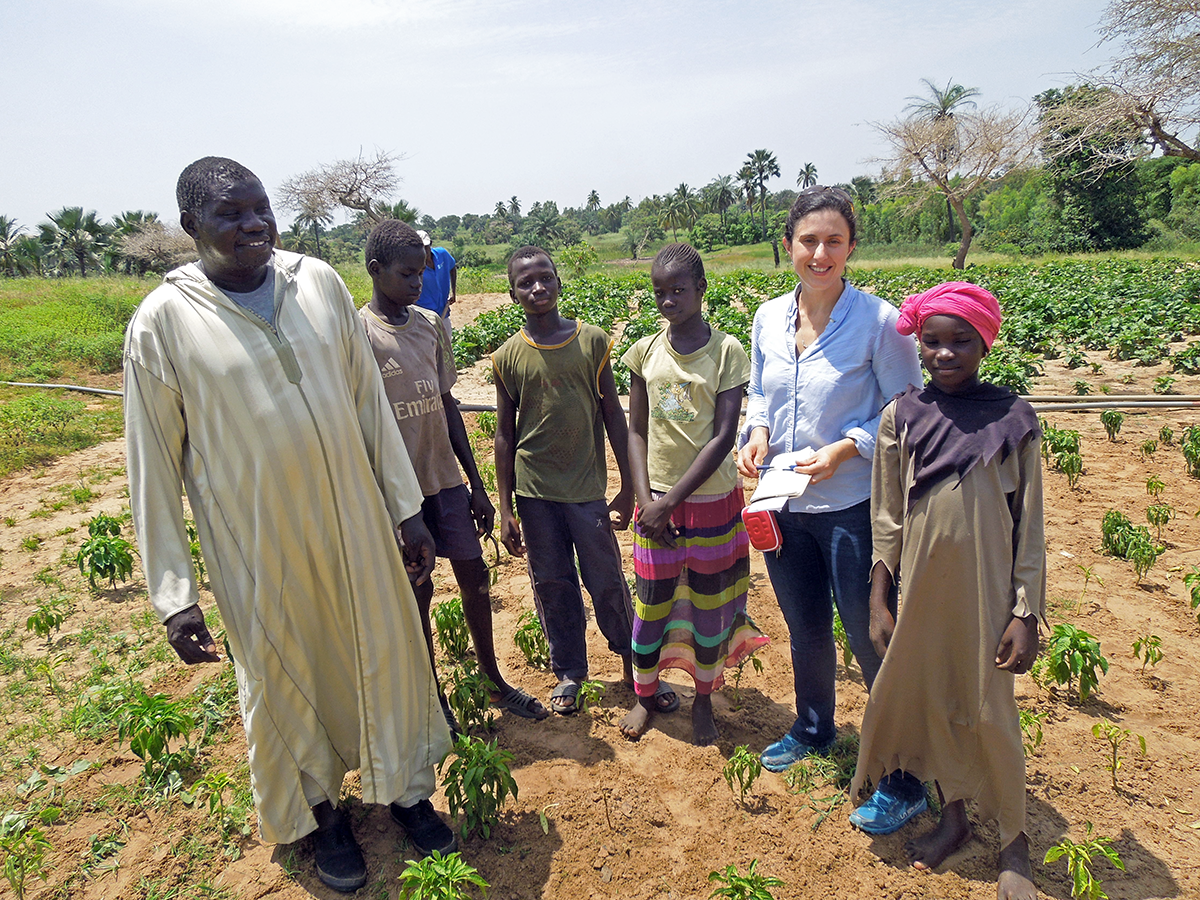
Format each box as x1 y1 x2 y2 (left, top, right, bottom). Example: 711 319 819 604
516 496 635 683
763 499 893 749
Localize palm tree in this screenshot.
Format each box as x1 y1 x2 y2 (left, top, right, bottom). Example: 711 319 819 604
0 216 28 277
797 162 819 188
744 149 781 240
111 210 160 273
737 165 758 217
39 207 108 277
509 196 521 220
522 201 563 247
849 175 877 208
705 175 739 229
294 209 333 258
904 78 980 121
673 183 700 234
377 200 418 225
905 79 981 240
586 190 601 211
282 221 315 255
658 195 683 242
494 200 508 218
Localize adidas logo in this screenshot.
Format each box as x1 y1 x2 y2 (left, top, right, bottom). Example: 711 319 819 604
381 357 404 378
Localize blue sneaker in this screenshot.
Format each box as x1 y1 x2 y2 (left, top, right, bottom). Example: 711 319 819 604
848 786 928 834
760 733 827 772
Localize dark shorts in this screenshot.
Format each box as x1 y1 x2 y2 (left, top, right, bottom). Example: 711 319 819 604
421 484 482 561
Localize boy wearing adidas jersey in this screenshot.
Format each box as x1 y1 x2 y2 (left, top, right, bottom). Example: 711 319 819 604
362 219 548 723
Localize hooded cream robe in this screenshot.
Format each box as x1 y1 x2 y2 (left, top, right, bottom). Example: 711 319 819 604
851 401 1046 847
124 250 451 844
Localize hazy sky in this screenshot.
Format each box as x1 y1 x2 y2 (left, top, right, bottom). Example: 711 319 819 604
1 0 1118 230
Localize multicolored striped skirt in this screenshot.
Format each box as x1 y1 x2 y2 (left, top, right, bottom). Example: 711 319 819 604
632 488 768 697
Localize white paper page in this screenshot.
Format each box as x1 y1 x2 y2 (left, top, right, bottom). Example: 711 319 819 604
748 448 814 504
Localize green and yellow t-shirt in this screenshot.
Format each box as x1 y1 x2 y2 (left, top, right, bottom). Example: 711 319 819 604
492 322 613 503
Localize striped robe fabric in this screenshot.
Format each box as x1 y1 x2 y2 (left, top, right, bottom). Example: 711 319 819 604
631 489 767 696
124 251 451 844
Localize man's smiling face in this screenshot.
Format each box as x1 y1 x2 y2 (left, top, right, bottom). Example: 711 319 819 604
182 176 278 291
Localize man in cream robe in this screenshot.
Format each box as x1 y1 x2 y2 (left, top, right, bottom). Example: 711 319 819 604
124 160 452 866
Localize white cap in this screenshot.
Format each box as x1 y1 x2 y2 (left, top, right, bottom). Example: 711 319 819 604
416 229 432 247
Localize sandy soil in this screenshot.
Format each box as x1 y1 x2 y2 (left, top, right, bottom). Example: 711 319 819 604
1 292 1199 900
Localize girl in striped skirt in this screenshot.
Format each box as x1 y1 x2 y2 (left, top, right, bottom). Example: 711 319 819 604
619 243 769 745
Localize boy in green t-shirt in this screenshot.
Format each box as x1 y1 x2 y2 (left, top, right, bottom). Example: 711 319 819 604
494 246 676 716
363 220 547 725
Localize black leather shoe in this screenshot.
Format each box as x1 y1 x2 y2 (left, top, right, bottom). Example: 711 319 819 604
390 798 457 856
313 808 367 892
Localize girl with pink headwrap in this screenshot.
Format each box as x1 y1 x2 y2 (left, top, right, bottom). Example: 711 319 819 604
849 281 1046 900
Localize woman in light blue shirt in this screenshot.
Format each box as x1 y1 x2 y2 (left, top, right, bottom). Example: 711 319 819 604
736 187 921 777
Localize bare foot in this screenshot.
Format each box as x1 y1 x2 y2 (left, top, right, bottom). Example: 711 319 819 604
997 833 1037 900
907 800 972 871
619 697 655 740
691 694 719 746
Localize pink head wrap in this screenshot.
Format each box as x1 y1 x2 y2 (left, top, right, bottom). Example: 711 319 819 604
896 281 1003 349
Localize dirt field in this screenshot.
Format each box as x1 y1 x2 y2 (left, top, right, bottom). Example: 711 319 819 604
1 291 1198 899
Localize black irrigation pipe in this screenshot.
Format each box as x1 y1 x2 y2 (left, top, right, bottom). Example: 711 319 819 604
1030 401 1200 412
463 399 1200 415
0 381 123 397
1026 394 1200 402
2 387 1194 415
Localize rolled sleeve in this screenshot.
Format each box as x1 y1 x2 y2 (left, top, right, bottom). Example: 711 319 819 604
842 423 874 459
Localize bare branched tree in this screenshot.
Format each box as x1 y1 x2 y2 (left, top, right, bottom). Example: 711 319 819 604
872 105 1036 268
1043 1 1200 170
277 150 401 223
118 222 197 274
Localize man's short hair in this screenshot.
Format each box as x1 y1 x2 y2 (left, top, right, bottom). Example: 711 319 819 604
366 219 426 268
176 157 259 217
506 245 556 285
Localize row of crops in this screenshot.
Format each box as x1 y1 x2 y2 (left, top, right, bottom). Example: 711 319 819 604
452 259 1200 394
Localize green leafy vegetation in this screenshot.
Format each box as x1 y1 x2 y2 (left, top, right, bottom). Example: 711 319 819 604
1146 502 1175 541
1034 623 1109 702
1020 708 1047 755
440 734 518 840
0 812 50 899
182 770 252 859
25 596 70 645
1042 421 1084 487
727 654 764 709
1099 409 1124 441
576 679 604 715
831 609 854 669
1131 633 1163 675
1181 425 1200 477
446 659 496 735
1044 822 1125 900
722 745 762 806
512 609 550 670
1100 509 1164 582
76 512 134 589
1092 719 1146 792
1184 566 1200 624
707 859 784 900
398 850 489 900
115 683 195 780
433 596 470 661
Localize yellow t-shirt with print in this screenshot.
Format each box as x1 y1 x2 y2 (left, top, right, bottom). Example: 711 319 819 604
621 328 750 496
